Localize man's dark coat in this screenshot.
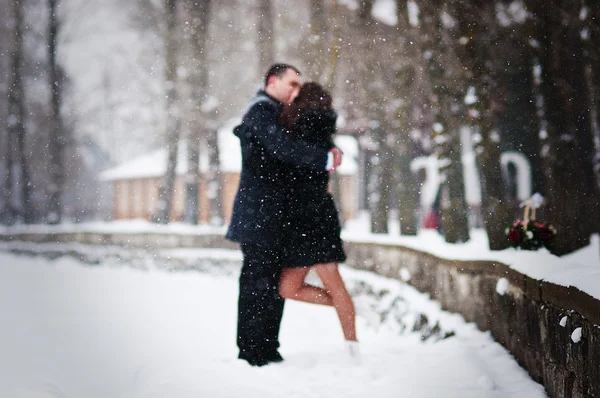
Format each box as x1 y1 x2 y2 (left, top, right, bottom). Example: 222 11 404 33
226 90 329 245
227 89 330 362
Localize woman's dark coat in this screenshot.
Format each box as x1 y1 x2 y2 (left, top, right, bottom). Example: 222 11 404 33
282 109 347 267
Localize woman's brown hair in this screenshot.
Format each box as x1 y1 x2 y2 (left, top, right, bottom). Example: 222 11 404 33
279 82 332 130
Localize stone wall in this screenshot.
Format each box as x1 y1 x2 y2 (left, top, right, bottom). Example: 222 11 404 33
344 242 600 398
1 231 598 397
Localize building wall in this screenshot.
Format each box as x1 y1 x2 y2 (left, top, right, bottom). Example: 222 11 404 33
115 180 129 219
168 177 185 221
147 179 160 219
339 175 358 221
110 172 357 224
221 172 240 224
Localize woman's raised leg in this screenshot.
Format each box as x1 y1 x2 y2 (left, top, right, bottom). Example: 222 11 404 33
313 263 357 341
279 267 333 306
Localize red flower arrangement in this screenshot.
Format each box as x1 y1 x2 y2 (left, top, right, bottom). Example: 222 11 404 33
505 193 556 251
505 219 556 251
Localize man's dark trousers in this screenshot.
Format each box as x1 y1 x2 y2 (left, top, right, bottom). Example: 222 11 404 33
237 242 286 360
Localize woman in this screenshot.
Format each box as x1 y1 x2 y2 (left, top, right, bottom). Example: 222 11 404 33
277 82 358 351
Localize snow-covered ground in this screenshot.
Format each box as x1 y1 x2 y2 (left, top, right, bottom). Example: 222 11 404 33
0 248 548 398
1 218 598 397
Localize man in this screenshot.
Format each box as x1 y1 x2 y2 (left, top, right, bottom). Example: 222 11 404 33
226 64 342 366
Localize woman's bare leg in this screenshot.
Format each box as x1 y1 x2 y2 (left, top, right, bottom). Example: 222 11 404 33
279 267 333 306
279 263 357 341
314 263 357 341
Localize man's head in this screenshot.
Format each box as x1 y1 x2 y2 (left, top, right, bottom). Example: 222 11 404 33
279 82 333 129
264 63 301 105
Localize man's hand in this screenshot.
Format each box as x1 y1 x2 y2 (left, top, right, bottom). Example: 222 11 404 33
328 147 343 172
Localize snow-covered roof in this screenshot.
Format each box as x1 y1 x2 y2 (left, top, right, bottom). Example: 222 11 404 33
218 118 242 174
98 119 241 181
98 141 202 181
99 120 359 181
338 0 399 26
334 135 358 176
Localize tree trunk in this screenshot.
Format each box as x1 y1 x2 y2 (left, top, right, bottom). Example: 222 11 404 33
530 0 595 255
353 0 392 234
584 3 600 232
393 66 419 236
156 0 180 224
0 22 8 224
305 0 326 81
476 120 512 249
322 1 342 87
0 101 10 224
3 1 17 225
47 0 65 224
369 127 393 234
566 4 599 233
296 0 342 84
206 129 222 224
181 0 211 225
422 0 470 243
357 0 374 20
2 125 15 225
451 1 516 249
439 123 470 243
394 6 420 236
184 141 200 224
257 0 274 75
396 150 419 235
6 0 29 225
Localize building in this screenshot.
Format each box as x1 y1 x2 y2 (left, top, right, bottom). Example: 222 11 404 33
99 120 360 224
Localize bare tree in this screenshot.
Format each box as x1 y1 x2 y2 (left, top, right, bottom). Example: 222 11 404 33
180 0 213 224
526 0 598 254
419 0 470 243
0 1 12 224
257 0 274 74
303 0 342 86
334 0 414 234
5 0 31 225
354 0 395 234
393 0 421 236
585 1 600 229
357 0 374 19
156 0 181 223
47 0 66 224
322 1 342 87
302 0 345 221
304 0 327 81
449 0 515 249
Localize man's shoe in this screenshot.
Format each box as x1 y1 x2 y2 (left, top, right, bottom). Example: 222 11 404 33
265 350 284 363
238 350 283 366
239 353 270 367
245 356 271 367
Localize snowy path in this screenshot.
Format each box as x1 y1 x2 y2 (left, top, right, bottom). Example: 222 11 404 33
0 250 547 398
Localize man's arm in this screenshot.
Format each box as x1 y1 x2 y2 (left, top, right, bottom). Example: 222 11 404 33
243 102 331 171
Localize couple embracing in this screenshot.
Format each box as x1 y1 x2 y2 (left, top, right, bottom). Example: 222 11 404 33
226 64 358 367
